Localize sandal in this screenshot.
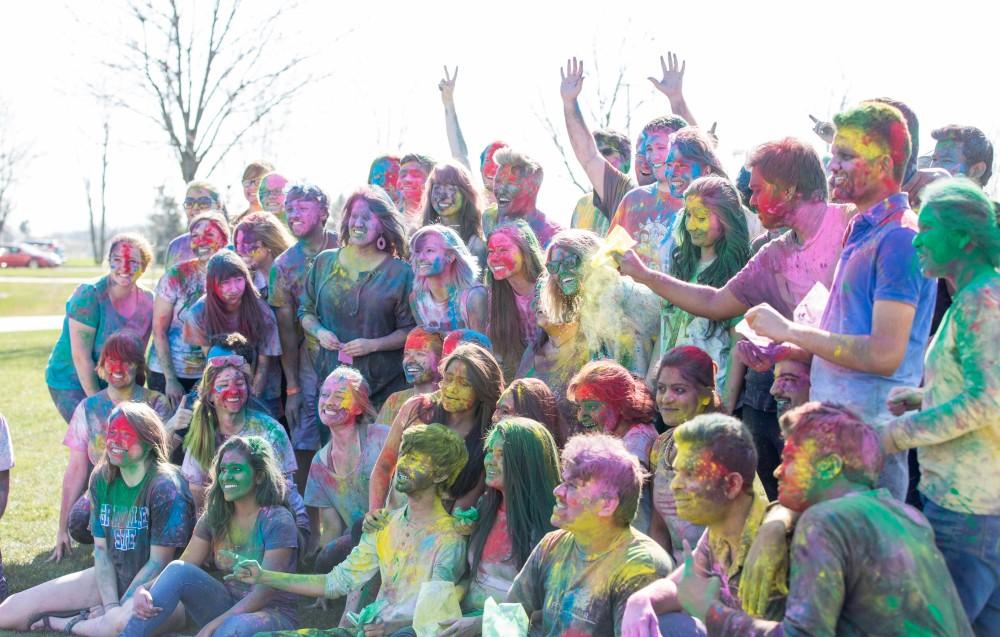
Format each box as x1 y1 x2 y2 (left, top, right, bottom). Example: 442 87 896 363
27 610 86 633
63 612 88 635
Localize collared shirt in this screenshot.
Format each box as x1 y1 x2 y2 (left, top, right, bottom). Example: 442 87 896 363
809 192 936 424
693 487 784 620
886 273 1000 515
706 489 973 636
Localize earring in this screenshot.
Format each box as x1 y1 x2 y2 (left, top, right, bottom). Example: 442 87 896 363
376 235 387 251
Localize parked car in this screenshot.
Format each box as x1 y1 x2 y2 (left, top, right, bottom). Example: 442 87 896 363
0 244 62 268
24 239 65 258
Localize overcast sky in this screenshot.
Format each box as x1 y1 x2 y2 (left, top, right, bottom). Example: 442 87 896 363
2 0 998 239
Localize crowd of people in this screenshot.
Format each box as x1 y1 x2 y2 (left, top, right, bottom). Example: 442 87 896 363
0 53 996 637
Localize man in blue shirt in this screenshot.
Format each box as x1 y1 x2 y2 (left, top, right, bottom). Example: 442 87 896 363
743 101 936 499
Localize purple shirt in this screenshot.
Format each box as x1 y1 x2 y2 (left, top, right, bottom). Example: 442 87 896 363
809 193 936 423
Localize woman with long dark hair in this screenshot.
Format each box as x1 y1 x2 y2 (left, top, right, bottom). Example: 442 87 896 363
421 162 487 267
46 233 155 423
183 250 282 416
440 417 560 637
1 403 194 634
492 378 567 449
485 220 545 381
149 211 231 407
299 187 416 410
119 436 299 637
369 343 504 512
658 176 750 407
52 331 173 562
648 346 721 559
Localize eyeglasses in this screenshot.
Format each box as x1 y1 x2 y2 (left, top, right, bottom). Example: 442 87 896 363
242 178 260 189
183 197 218 210
208 354 247 368
546 254 581 275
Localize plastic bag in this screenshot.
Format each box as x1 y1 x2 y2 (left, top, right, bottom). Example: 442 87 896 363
481 597 529 637
412 581 462 637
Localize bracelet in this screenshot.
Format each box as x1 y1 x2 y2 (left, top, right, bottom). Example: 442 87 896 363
286 386 301 396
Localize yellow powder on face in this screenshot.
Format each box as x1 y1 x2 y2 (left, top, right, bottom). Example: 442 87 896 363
834 127 889 162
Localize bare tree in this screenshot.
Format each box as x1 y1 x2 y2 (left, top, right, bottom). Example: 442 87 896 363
0 104 32 239
85 120 111 264
102 0 326 182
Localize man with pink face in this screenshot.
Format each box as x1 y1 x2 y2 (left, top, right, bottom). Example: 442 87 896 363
267 182 339 488
374 327 443 428
483 148 563 247
397 153 435 230
673 402 972 636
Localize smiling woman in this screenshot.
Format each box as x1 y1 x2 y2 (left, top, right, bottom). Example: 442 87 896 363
45 233 155 423
409 224 488 334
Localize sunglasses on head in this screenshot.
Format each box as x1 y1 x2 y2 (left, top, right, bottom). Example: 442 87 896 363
208 354 247 368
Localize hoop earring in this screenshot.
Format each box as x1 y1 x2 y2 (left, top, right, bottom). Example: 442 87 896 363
376 235 387 251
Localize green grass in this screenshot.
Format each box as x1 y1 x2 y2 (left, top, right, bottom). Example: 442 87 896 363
0 283 80 317
0 331 340 634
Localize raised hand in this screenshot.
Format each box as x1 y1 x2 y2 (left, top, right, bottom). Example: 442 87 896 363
439 66 458 106
809 115 835 144
648 52 686 101
363 508 391 534
675 539 720 622
560 57 585 103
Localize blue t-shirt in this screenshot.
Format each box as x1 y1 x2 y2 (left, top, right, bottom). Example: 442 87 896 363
810 193 936 424
45 276 155 391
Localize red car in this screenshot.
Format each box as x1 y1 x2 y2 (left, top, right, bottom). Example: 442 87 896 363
0 244 61 268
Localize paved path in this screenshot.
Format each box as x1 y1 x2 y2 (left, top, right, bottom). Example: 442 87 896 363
0 314 63 332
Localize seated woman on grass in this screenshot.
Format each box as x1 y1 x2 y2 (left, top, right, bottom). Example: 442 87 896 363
182 353 308 538
439 417 561 637
119 436 300 637
229 424 470 637
0 402 194 634
53 331 173 561
304 367 389 571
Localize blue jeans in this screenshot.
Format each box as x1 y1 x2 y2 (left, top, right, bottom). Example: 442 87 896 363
923 498 1000 636
119 561 296 637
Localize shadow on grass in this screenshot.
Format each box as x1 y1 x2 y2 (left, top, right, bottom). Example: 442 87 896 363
4 547 92 594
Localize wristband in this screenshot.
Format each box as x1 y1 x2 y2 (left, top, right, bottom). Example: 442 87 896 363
286 386 301 396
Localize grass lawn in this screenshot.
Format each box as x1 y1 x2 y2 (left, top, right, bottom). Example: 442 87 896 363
0 331 339 635
0 283 80 317
0 265 162 284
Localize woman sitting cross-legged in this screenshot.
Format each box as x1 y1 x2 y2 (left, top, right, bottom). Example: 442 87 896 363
0 402 194 634
118 436 300 637
52 331 173 561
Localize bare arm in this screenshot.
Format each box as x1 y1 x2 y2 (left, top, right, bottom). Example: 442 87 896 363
93 538 121 606
439 66 473 173
52 448 89 558
747 300 915 377
722 328 746 415
317 506 346 552
648 52 698 127
617 249 749 321
152 296 184 405
68 319 101 396
465 287 489 334
369 399 417 510
216 547 296 618
253 354 272 397
559 57 612 201
0 470 8 519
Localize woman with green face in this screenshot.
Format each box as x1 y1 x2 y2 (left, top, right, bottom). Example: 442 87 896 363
119 436 300 637
881 178 1000 634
